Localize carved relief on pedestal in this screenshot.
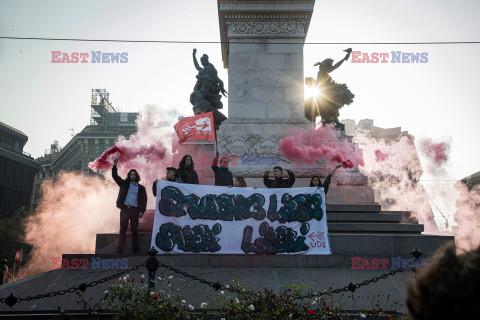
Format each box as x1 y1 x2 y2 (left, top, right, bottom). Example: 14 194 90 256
226 21 306 37
217 133 286 157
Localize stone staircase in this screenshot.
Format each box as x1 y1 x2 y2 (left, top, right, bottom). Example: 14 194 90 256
94 204 453 268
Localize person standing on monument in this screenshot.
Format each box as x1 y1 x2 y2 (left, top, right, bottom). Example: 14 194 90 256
177 155 199 184
264 166 295 188
112 156 147 254
235 176 247 187
211 151 234 186
152 167 183 196
310 163 342 195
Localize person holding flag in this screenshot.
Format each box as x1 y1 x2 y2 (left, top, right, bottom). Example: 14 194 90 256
211 151 233 186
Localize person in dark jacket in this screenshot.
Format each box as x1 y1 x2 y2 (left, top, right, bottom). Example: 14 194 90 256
310 163 342 195
264 166 295 188
112 157 147 254
152 167 183 196
177 155 199 184
211 151 234 186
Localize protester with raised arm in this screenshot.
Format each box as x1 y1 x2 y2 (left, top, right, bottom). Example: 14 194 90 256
264 166 295 188
310 163 342 195
211 151 233 186
112 155 147 254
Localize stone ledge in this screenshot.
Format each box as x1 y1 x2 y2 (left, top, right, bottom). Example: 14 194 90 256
327 212 402 223
95 233 453 259
327 204 382 212
328 222 424 234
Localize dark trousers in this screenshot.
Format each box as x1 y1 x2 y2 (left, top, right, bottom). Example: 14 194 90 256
116 207 140 253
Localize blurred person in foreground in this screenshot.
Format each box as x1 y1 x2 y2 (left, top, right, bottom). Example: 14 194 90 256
407 240 480 320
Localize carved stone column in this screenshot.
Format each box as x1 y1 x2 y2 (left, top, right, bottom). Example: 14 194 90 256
218 0 315 120
216 0 316 184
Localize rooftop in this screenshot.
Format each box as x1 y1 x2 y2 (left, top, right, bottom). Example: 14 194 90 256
0 121 27 138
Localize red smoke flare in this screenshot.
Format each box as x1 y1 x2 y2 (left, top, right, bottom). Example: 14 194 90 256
278 125 364 168
89 144 167 171
88 145 121 170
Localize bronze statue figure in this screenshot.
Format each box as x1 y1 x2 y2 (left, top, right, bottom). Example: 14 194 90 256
190 49 227 126
305 48 354 130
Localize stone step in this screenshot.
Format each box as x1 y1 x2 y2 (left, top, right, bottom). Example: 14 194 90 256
326 204 382 213
138 206 391 232
328 222 424 234
95 233 453 259
327 212 402 223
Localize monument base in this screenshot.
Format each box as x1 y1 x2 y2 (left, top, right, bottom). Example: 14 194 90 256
96 205 454 260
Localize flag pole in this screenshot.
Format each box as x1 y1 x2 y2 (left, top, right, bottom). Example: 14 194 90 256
213 112 218 154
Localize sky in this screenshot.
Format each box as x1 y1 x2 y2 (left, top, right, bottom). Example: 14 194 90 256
1 0 479 184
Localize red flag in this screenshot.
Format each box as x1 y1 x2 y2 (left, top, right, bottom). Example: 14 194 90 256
174 112 216 143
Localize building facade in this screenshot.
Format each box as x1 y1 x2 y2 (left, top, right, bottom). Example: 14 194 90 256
0 122 40 217
33 89 138 205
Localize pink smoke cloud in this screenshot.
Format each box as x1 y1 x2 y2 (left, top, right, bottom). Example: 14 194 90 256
89 105 178 189
20 172 118 277
353 131 439 233
419 138 451 175
454 181 480 251
278 125 364 169
20 106 179 278
419 139 450 165
374 149 390 162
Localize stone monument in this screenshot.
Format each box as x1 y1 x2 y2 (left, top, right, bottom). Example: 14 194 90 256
0 3 455 316
215 0 374 204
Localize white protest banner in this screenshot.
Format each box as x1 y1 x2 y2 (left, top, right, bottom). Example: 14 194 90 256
151 181 330 255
